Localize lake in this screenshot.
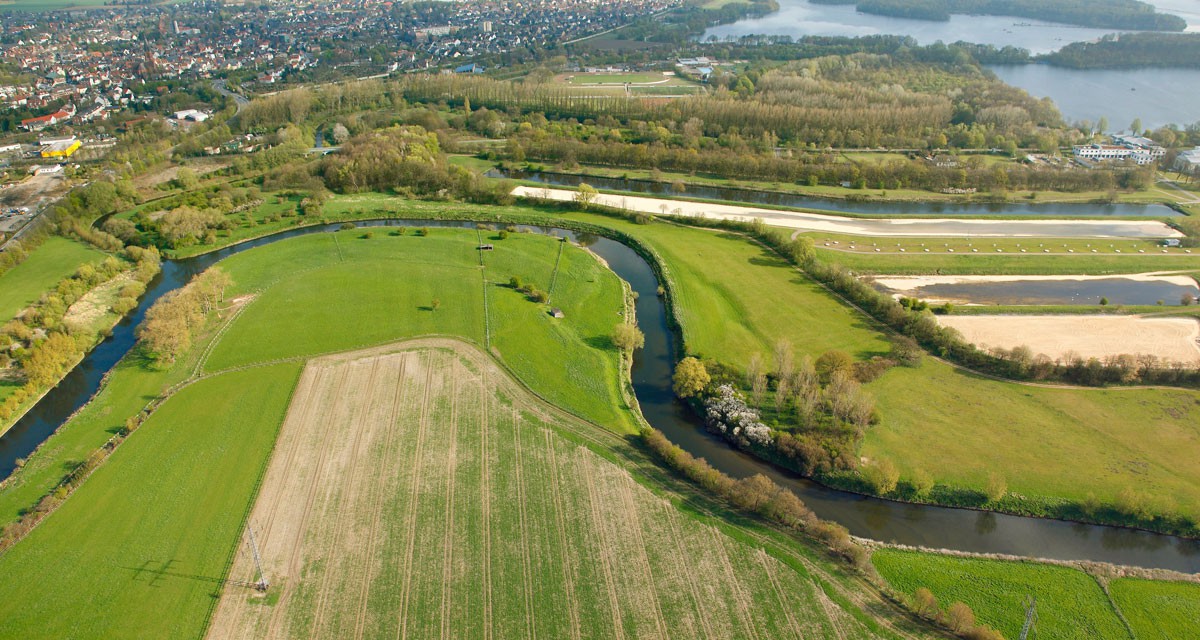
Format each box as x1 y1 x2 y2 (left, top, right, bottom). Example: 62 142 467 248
988 65 1200 130
704 0 1200 129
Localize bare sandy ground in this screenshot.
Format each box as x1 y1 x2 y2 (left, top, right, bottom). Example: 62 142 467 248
938 315 1200 364
872 272 1200 293
512 186 1184 239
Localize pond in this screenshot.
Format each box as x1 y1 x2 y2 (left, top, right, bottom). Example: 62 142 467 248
872 275 1200 306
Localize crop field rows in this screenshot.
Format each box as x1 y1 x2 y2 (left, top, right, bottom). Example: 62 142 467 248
208 339 876 639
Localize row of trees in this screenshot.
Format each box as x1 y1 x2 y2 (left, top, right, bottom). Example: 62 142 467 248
512 136 1151 193
0 247 160 422
137 268 232 366
823 0 1186 30
640 425 867 566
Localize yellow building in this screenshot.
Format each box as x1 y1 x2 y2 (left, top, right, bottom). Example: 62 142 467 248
40 139 81 159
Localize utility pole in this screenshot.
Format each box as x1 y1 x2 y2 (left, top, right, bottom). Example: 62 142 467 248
1020 596 1037 640
247 524 269 592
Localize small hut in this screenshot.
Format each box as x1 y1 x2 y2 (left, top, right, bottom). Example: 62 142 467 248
478 243 494 251
549 308 565 319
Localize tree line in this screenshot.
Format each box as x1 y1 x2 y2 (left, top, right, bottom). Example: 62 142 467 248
137 268 232 366
0 246 160 422
814 0 1186 30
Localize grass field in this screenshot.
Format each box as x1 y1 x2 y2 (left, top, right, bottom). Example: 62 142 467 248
871 550 1129 639
1110 578 1200 639
566 72 668 84
106 194 1200 518
204 227 637 433
208 339 879 639
546 211 1200 519
802 231 1190 259
0 363 302 638
0 237 105 323
0 225 918 639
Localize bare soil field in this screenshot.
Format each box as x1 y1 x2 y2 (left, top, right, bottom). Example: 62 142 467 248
207 338 876 639
938 315 1200 364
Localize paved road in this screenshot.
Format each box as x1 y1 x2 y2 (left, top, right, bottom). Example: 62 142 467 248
212 79 250 115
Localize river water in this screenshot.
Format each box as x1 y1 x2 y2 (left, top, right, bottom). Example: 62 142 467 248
492 168 1182 217
2 220 1198 572
703 0 1200 129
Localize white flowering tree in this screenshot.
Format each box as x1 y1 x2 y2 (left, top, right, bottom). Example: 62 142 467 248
703 385 772 449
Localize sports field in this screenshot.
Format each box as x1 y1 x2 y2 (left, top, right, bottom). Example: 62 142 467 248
208 339 876 639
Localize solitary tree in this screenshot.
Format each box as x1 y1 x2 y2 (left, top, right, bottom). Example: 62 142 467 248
612 323 645 352
574 183 599 209
431 298 441 312
673 357 710 398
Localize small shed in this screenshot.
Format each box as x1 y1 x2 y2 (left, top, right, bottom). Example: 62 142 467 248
549 308 565 319
478 244 494 251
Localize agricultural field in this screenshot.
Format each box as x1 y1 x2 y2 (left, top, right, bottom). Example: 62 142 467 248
871 549 1129 639
0 236 105 323
1110 578 1200 639
209 339 878 639
0 363 303 638
0 223 922 639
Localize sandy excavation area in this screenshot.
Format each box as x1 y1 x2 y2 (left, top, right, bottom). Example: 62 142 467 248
511 186 1184 239
939 315 1200 364
872 272 1200 293
207 338 862 640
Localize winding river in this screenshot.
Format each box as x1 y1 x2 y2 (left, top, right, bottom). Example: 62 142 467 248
2 219 1199 572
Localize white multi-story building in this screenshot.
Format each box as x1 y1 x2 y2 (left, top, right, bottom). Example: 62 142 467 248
1072 143 1163 166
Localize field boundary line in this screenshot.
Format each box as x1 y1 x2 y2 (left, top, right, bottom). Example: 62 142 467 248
1093 574 1138 640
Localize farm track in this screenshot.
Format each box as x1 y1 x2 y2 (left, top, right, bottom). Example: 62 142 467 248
206 338 921 639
